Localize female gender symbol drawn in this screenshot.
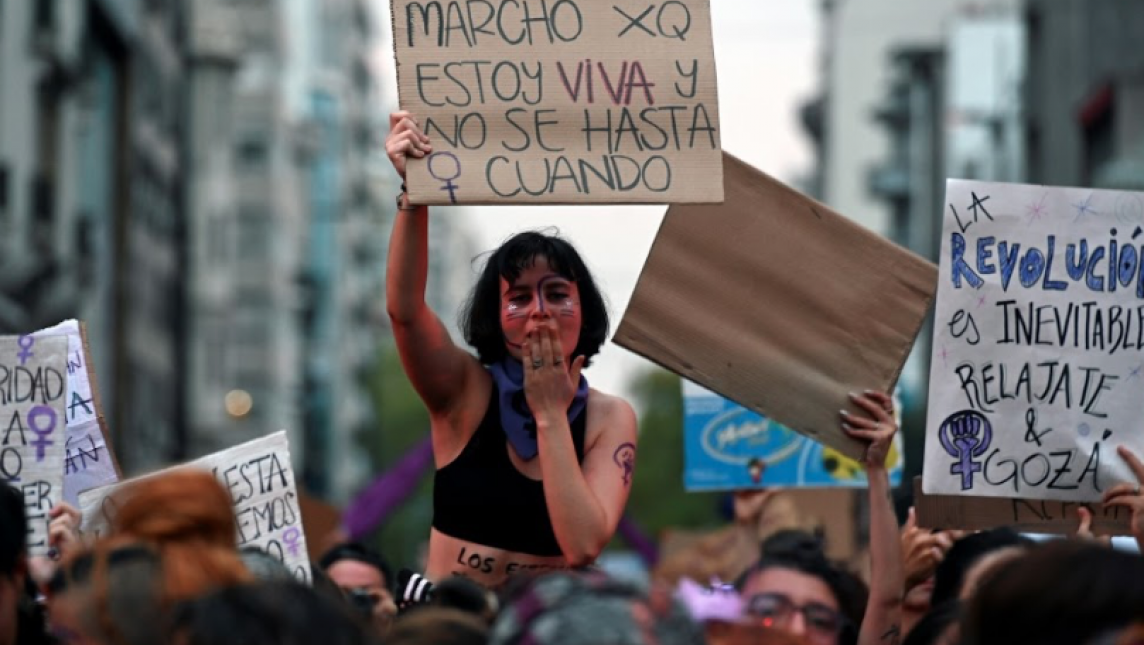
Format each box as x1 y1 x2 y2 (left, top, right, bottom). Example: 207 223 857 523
16 336 34 365
28 406 57 461
427 152 462 203
938 410 993 490
282 527 302 556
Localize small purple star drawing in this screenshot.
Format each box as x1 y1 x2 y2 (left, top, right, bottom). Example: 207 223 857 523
1025 194 1048 223
1130 364 1143 381
1073 193 1099 221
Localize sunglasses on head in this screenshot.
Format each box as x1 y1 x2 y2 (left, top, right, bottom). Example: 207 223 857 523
745 592 846 636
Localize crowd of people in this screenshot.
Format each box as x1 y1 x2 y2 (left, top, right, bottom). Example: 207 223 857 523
4 110 1144 645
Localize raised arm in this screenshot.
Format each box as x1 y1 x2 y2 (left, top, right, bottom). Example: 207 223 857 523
384 111 481 414
842 391 904 645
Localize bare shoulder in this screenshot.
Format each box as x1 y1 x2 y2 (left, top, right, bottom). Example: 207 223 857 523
585 388 638 447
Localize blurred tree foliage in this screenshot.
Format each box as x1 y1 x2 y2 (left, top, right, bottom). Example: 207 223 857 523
619 366 724 545
361 343 434 570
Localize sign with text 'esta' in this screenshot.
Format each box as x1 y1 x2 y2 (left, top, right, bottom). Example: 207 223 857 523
683 380 904 491
79 431 310 582
924 180 1144 502
1 335 67 556
392 0 723 204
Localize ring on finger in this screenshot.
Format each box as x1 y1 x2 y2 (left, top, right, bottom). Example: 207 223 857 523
532 358 543 369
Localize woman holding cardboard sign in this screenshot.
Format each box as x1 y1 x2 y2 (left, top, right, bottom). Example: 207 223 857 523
384 111 638 589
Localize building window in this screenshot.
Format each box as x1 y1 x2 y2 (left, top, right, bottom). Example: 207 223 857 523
236 138 268 168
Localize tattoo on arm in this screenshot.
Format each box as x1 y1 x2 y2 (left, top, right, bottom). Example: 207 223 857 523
613 443 636 485
882 624 902 645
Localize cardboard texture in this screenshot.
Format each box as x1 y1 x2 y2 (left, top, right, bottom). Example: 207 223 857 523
912 477 1132 536
924 180 1144 502
391 0 722 204
615 152 937 459
79 431 311 582
32 320 122 504
0 334 68 556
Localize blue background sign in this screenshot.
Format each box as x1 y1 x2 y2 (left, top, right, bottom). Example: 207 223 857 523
683 380 905 491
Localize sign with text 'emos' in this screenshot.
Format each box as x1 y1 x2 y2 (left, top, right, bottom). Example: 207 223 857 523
78 431 310 582
391 0 723 204
924 180 1144 502
0 335 67 557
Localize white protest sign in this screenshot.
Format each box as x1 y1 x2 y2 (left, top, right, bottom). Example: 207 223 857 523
924 179 1144 501
79 431 310 581
1 335 68 556
32 320 120 504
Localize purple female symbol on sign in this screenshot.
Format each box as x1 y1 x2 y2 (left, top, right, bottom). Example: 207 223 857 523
282 526 301 556
938 410 993 490
16 336 34 365
427 152 461 203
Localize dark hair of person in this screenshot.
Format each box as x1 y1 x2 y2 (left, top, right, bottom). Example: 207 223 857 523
901 600 961 645
461 231 610 367
169 580 380 645
929 527 1031 607
1 483 26 578
961 540 1144 645
735 530 867 645
386 607 489 645
318 542 393 592
48 545 167 645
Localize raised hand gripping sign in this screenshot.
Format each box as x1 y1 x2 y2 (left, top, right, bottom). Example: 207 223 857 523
924 179 1144 502
391 0 723 204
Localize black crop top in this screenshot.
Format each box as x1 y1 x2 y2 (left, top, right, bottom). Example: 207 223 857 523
432 379 588 557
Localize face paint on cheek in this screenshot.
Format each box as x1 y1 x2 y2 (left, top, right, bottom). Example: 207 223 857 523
558 298 578 318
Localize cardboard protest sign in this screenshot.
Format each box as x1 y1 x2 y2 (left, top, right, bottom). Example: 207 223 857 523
1 335 68 556
31 320 121 504
924 180 1144 502
79 431 310 581
912 477 1132 536
683 380 904 490
391 0 722 204
615 152 937 459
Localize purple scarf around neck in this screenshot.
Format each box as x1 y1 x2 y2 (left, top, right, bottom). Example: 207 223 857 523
487 359 589 460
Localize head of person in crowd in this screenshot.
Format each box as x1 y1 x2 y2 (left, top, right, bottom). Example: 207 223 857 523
735 530 866 645
169 579 380 645
101 468 252 603
961 539 1144 645
319 542 397 636
900 600 960 645
489 570 703 645
385 607 489 645
928 527 1031 607
239 546 295 583
462 230 610 368
1 483 48 645
46 545 165 645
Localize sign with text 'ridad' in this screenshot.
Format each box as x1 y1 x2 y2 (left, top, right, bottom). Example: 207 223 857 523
391 0 723 204
924 180 1144 502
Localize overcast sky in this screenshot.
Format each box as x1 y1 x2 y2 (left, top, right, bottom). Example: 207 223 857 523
374 1 820 399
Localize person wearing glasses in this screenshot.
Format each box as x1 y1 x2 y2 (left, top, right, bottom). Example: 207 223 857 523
319 542 398 637
737 391 903 645
384 112 638 589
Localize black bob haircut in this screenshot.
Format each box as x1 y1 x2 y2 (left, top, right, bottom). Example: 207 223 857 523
318 542 394 593
462 231 609 367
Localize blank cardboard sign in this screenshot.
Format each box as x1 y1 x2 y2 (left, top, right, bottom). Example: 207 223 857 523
912 477 1132 536
615 153 937 459
390 0 723 205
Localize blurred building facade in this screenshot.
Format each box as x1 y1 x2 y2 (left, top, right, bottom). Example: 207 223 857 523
0 0 186 472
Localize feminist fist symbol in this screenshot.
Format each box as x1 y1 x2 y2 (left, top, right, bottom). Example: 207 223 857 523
613 443 636 485
938 410 993 490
